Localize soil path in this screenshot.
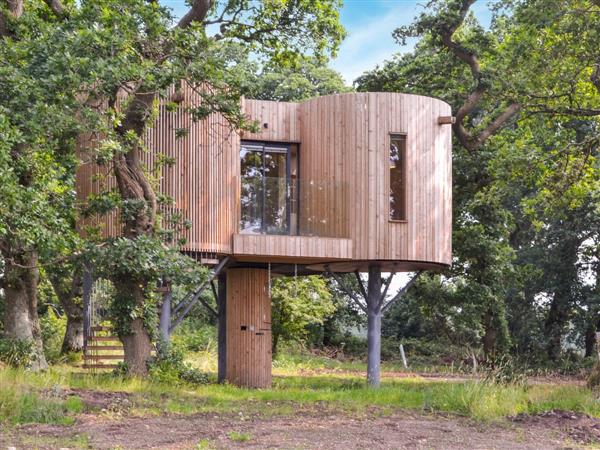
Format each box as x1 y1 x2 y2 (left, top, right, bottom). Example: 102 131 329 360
3 409 600 449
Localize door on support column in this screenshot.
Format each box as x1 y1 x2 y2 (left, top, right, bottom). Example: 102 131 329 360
226 268 272 388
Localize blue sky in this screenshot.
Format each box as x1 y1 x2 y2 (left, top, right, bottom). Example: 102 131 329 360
163 0 493 84
331 0 492 83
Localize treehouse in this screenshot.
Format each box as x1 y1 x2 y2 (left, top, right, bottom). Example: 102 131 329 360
77 89 453 388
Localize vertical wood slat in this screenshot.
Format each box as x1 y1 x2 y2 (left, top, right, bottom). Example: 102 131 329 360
225 268 272 388
242 93 451 267
77 91 452 268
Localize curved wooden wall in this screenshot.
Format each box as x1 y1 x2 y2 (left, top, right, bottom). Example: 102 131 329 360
241 93 452 269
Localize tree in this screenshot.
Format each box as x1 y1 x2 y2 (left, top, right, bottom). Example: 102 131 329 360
70 0 345 375
245 56 350 102
356 0 600 366
271 275 335 355
0 0 92 368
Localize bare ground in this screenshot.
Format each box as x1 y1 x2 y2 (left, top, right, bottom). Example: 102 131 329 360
3 407 600 449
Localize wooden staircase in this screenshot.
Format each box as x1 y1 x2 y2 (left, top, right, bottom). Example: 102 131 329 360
83 326 124 371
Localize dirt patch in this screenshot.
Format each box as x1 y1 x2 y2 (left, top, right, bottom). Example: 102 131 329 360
3 409 598 449
512 410 600 445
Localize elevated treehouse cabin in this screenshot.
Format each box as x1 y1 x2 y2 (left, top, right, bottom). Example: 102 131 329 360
77 90 453 388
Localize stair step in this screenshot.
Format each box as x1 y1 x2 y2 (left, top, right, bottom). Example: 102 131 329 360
82 364 120 370
85 345 123 351
84 354 123 360
87 336 120 342
90 325 112 332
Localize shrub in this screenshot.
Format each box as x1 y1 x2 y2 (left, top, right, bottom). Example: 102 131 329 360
0 338 37 368
40 308 67 364
172 322 217 353
148 342 209 385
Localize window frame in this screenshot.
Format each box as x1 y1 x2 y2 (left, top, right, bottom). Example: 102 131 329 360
388 133 408 223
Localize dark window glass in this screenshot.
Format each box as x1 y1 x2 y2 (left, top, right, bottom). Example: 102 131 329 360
240 142 297 235
389 135 406 221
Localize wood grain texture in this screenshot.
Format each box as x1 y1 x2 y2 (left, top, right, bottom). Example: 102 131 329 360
225 268 272 388
242 93 452 268
76 83 239 254
232 234 353 262
77 92 452 269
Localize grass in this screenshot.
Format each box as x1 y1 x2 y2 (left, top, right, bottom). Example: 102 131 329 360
1 352 599 427
0 369 84 425
227 431 252 442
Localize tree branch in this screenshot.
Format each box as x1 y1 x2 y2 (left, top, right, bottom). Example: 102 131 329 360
438 0 520 152
43 0 65 18
178 0 213 29
382 271 422 312
326 267 367 314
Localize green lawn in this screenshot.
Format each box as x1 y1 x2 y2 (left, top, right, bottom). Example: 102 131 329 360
1 356 599 426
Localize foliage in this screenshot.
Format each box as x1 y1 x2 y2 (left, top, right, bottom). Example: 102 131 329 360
356 0 600 365
0 338 37 368
148 342 209 386
243 56 351 102
271 276 336 354
40 308 67 364
172 321 217 353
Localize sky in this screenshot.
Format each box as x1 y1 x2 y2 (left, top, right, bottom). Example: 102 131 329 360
331 0 493 84
163 0 493 85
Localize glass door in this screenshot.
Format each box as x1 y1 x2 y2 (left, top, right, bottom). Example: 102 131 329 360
240 142 290 234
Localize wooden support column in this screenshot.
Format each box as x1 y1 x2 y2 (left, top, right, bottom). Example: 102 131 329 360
225 268 272 388
217 272 227 383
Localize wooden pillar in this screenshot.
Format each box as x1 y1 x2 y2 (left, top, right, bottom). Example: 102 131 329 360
225 268 272 388
217 272 227 383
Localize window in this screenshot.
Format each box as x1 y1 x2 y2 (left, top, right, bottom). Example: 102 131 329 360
389 134 406 221
240 141 298 235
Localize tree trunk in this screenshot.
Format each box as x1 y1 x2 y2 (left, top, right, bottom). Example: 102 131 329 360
121 317 153 376
50 271 84 354
482 309 498 360
272 331 280 356
366 264 383 388
585 323 597 358
62 316 84 354
545 298 568 361
116 282 153 376
1 252 48 370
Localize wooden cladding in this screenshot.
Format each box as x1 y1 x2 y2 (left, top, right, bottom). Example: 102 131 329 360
77 91 451 269
241 93 452 267
76 84 239 254
225 268 272 388
232 234 353 262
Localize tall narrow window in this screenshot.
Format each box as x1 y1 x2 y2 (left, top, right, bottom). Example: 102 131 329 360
389 134 406 221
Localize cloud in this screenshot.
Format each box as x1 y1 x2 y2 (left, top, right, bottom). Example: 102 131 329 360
330 2 420 84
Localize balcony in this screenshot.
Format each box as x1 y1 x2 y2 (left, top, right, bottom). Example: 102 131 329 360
234 177 353 262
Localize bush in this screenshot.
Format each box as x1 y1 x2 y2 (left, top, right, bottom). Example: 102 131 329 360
148 342 209 385
172 322 216 353
40 308 67 364
0 338 37 368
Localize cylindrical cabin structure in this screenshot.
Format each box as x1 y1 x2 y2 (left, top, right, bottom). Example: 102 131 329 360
76 89 452 388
